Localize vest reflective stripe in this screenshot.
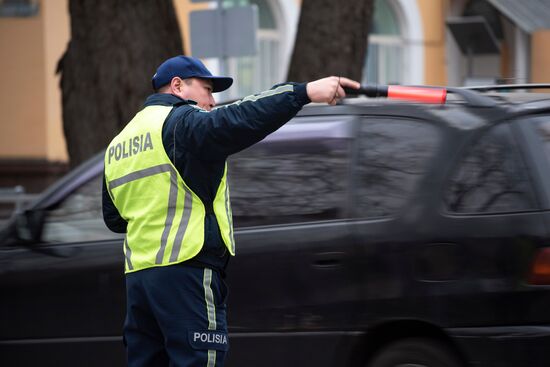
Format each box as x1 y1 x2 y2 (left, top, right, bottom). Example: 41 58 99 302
169 181 193 263
104 105 235 273
214 164 235 254
108 163 189 265
224 175 235 253
108 164 174 190
123 238 133 271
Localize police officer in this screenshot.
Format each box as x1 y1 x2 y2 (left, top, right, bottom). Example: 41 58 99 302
102 55 359 367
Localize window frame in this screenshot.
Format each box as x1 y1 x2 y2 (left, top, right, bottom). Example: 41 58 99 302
363 0 406 85
222 0 284 100
0 0 39 17
364 34 405 85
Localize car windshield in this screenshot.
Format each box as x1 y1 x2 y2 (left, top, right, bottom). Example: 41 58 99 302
41 174 123 243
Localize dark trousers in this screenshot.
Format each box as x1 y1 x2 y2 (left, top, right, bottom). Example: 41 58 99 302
124 264 228 367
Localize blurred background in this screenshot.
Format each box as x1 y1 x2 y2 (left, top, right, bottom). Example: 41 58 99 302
0 0 549 219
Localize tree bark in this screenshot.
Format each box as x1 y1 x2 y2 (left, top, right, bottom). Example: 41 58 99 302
57 0 183 167
287 0 374 83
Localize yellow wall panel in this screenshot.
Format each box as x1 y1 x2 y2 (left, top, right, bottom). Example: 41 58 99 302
0 11 47 158
43 0 69 161
531 30 550 86
417 0 448 86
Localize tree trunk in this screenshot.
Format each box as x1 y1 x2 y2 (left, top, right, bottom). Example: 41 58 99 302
57 0 183 167
287 0 374 83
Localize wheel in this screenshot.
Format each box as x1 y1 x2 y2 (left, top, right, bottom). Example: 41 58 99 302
368 338 462 367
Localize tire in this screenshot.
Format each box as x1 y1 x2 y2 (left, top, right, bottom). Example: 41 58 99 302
368 338 462 367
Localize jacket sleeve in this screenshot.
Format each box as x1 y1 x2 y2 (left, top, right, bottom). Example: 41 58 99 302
102 175 127 233
175 82 310 160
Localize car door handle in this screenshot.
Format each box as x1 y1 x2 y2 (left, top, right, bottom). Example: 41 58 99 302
313 252 345 268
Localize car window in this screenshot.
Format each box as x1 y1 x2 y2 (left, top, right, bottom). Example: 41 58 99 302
444 123 537 214
355 117 440 218
228 120 352 227
42 174 123 243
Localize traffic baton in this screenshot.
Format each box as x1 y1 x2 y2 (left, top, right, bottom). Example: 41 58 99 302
344 85 447 104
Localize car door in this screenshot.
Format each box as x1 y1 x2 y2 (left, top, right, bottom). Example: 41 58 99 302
225 116 364 367
348 115 446 326
431 121 549 327
0 169 126 366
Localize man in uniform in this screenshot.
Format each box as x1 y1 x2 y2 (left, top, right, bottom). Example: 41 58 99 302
102 55 359 367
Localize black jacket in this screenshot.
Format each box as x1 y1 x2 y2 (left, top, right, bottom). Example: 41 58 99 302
102 83 310 271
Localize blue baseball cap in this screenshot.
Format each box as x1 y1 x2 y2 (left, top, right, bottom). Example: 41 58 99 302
152 55 233 92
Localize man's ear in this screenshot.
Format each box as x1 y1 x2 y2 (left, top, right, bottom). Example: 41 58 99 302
170 77 183 94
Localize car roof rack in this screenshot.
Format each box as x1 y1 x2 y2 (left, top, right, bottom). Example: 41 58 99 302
344 85 496 107
462 83 550 92
446 87 496 107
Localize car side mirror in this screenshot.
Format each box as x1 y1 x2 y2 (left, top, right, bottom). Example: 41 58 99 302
14 209 46 244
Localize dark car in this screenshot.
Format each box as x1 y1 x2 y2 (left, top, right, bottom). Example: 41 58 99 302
1 86 550 367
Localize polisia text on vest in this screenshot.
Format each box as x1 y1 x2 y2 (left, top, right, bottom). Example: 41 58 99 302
108 132 153 164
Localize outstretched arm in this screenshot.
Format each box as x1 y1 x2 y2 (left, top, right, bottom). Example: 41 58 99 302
176 77 360 160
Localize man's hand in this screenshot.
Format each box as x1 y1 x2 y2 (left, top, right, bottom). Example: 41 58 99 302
306 76 361 105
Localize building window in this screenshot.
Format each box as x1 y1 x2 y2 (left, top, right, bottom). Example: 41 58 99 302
0 0 39 17
223 0 282 99
363 0 404 85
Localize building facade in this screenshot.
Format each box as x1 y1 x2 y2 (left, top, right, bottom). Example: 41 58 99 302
0 0 549 190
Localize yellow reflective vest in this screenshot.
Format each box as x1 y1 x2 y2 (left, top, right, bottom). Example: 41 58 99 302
104 105 235 273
